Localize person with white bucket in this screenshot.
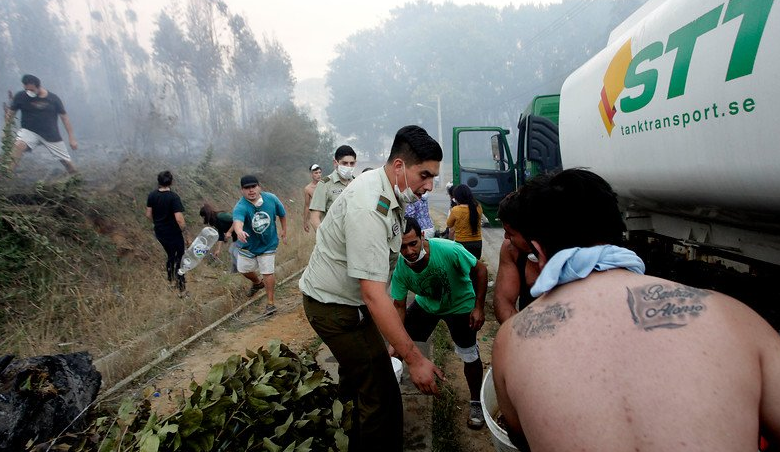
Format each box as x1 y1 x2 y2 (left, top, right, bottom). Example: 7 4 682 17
389 216 489 429
492 169 780 451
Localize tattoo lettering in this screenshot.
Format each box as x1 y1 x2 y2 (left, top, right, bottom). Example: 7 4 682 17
513 303 572 338
626 284 708 331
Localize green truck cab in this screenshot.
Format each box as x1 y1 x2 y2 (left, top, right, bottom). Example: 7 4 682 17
451 95 561 226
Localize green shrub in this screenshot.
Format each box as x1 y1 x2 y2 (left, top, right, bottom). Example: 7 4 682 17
46 341 352 452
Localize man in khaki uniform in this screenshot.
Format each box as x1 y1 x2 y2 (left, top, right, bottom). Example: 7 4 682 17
492 169 780 451
300 125 444 451
309 145 357 231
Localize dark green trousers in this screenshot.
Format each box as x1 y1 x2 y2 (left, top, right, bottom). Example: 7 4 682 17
303 294 403 452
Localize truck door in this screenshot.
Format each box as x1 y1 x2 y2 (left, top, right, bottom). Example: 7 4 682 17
452 127 516 225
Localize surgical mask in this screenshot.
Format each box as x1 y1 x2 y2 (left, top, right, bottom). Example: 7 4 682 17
402 245 426 264
393 163 418 204
337 165 354 180
253 195 264 207
25 90 37 98
421 192 430 201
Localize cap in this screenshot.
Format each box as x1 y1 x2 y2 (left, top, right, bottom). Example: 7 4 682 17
240 175 259 188
309 164 321 172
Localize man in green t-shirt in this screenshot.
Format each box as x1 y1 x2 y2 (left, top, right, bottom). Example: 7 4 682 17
390 217 488 430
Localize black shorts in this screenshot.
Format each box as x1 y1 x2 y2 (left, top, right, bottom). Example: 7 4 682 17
404 301 476 349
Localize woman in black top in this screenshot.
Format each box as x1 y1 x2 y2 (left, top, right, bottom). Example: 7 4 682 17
145 170 188 292
199 203 240 272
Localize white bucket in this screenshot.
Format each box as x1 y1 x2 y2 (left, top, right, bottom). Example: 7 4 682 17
481 367 520 452
391 357 403 384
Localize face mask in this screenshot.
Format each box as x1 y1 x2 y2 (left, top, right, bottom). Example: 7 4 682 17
393 162 418 204
421 192 430 201
402 245 426 264
25 90 37 98
337 165 354 180
253 195 264 207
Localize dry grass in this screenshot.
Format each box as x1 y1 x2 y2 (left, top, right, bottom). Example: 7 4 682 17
0 153 317 387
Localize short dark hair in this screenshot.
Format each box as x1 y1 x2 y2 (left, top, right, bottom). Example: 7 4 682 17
497 190 523 232
157 170 174 187
513 168 625 257
404 216 422 237
334 145 356 161
387 125 443 166
21 74 40 88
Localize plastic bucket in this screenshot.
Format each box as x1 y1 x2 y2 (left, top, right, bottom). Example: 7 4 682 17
391 357 403 384
481 367 520 452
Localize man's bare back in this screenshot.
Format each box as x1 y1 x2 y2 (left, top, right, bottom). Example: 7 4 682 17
493 269 780 451
303 181 318 232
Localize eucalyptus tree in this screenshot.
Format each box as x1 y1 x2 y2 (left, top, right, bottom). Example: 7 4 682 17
184 0 224 136
153 11 194 132
0 0 74 100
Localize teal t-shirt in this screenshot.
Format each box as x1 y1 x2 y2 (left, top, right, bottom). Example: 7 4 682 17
390 238 478 315
232 193 286 256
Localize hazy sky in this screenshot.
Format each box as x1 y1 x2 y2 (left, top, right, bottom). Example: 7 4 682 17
235 0 561 80
119 0 561 81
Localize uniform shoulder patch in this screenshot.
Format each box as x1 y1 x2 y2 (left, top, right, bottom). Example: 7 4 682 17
376 195 391 216
321 176 331 183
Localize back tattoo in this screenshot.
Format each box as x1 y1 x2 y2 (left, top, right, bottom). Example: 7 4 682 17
513 303 573 338
626 283 709 331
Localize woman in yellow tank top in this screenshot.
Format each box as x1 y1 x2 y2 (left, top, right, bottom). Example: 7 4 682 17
446 184 483 259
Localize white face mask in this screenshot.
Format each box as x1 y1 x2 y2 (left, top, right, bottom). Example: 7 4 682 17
25 90 37 98
402 244 426 264
393 162 418 204
253 195 264 207
421 192 430 201
337 165 354 180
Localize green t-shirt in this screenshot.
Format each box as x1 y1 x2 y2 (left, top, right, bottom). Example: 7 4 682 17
390 238 478 315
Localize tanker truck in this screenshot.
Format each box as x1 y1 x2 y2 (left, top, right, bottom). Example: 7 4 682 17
452 0 780 326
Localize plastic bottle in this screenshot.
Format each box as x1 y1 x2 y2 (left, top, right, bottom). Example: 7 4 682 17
178 226 219 275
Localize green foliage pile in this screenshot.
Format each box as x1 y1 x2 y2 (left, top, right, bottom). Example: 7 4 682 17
48 342 352 452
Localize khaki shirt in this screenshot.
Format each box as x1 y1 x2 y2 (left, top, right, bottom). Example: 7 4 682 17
299 168 404 306
309 170 352 216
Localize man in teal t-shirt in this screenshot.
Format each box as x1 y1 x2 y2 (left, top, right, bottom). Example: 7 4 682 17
390 217 488 430
233 175 287 315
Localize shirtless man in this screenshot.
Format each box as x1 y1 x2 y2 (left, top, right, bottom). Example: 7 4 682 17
492 169 780 451
303 164 322 233
493 190 540 324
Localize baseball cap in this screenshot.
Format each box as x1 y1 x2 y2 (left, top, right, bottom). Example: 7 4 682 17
309 164 321 172
240 175 259 188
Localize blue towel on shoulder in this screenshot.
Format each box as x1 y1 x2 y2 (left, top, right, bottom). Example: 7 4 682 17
530 245 645 297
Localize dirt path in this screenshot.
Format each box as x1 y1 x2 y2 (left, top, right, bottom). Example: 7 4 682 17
137 285 320 416
442 308 500 452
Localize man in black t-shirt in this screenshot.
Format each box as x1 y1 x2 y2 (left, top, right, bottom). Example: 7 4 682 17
4 74 78 175
146 170 188 293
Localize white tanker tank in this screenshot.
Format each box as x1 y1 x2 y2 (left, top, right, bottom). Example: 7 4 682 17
559 0 780 266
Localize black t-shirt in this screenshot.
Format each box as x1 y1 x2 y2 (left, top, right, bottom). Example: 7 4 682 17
147 190 184 237
214 212 236 242
10 91 66 142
